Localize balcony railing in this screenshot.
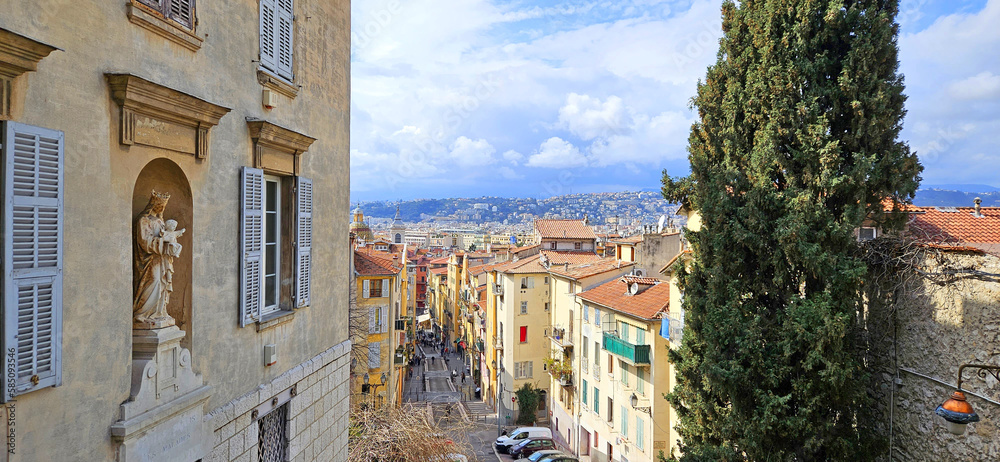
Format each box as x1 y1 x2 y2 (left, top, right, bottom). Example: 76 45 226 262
581 357 589 374
592 363 601 382
666 314 684 344
547 326 573 349
494 336 503 351
602 332 651 365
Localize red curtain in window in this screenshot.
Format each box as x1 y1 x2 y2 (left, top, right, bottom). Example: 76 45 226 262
519 326 527 342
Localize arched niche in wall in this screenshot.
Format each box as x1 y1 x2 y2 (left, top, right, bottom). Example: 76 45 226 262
132 158 193 348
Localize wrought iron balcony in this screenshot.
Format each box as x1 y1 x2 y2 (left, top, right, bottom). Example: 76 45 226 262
547 326 573 349
581 357 589 374
602 332 650 365
494 336 503 351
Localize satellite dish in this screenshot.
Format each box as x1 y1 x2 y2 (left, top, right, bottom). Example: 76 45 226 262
657 215 666 233
629 283 640 295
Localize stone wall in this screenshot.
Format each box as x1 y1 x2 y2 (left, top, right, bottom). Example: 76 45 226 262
206 340 351 462
636 233 682 276
887 251 1000 460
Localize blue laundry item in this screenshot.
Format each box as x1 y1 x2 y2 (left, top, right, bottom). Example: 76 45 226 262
660 318 670 339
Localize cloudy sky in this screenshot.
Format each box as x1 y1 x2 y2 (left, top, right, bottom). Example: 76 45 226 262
350 0 999 201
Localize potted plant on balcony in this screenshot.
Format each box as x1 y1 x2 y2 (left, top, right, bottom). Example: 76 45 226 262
543 357 573 385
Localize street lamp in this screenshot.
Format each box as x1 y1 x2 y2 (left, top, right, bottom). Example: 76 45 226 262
935 363 1000 435
364 372 389 407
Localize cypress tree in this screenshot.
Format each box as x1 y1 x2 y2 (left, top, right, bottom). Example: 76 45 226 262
662 1 921 460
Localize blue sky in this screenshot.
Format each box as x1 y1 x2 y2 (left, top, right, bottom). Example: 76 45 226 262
350 0 999 201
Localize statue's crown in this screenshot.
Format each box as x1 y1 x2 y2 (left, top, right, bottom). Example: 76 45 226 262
150 190 171 204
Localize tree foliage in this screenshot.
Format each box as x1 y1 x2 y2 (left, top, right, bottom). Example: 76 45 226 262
663 1 922 460
515 383 541 425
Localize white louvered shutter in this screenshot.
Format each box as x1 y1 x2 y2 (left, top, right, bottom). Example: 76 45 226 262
275 0 294 79
2 122 64 402
528 361 533 378
294 177 311 307
368 307 376 334
369 341 381 368
362 279 370 299
380 306 388 333
240 167 264 326
259 0 278 73
380 278 388 298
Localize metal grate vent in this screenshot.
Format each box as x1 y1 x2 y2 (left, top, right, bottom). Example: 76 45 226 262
258 403 289 462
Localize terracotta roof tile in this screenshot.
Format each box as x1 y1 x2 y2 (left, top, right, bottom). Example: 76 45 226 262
907 206 1000 255
609 235 643 245
430 266 449 275
535 219 597 240
577 277 670 320
620 275 660 285
354 251 403 276
512 244 540 253
547 257 633 280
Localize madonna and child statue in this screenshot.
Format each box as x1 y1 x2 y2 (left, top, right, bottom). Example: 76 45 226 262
133 190 185 329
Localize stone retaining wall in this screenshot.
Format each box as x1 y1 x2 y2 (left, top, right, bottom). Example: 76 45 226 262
205 340 351 462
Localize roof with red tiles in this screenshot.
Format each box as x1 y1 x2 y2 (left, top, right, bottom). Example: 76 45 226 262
430 266 449 275
534 219 597 240
354 250 403 276
577 277 670 320
512 244 540 253
492 254 547 275
907 206 1000 255
548 258 634 280
609 235 643 245
620 275 660 285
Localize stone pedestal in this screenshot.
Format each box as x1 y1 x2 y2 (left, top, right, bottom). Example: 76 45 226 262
111 326 211 462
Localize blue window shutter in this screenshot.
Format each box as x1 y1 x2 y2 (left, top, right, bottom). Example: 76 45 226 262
294 177 311 307
240 167 264 326
2 122 65 401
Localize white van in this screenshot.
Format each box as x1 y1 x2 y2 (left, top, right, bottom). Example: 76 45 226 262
494 427 553 453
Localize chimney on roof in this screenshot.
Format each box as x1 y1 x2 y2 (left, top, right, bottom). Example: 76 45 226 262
974 197 983 217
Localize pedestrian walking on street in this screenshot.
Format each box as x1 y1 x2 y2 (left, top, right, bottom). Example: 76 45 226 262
461 372 466 384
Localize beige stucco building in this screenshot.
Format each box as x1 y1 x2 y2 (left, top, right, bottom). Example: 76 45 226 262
0 0 351 460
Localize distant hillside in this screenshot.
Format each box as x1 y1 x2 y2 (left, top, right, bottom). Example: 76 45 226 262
913 189 1000 207
352 191 677 225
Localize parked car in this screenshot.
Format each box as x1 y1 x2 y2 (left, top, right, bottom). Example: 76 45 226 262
494 427 553 453
527 450 564 462
536 456 579 462
509 437 556 459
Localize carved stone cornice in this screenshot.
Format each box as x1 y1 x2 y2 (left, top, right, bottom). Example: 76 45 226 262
247 119 316 175
0 28 59 79
105 73 230 159
0 28 59 120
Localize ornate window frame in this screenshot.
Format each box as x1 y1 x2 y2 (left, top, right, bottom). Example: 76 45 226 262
106 73 231 160
0 28 59 120
246 119 316 176
126 0 203 51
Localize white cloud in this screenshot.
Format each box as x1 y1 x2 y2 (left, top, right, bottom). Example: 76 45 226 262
498 166 524 180
527 137 587 168
502 150 525 165
557 94 628 140
588 110 694 166
947 71 1000 101
449 136 497 167
897 0 1000 186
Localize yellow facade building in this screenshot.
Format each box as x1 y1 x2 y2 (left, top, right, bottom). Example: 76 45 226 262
352 247 407 408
